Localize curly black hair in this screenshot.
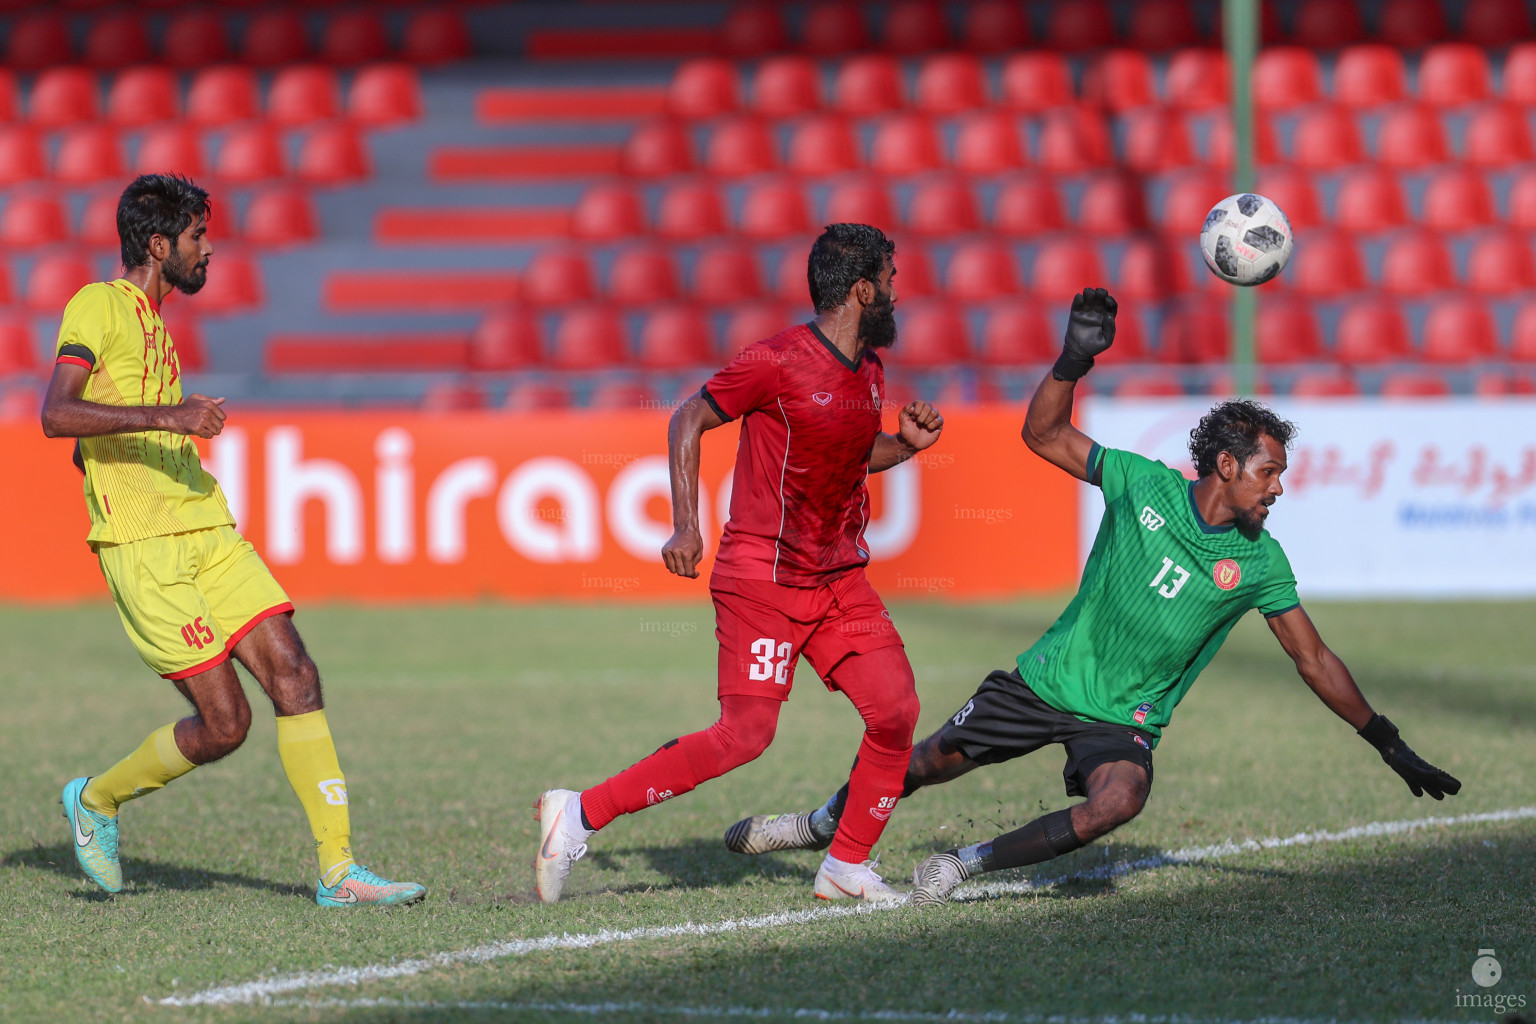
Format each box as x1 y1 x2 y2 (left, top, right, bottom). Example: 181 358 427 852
118 173 211 269
1188 399 1297 477
807 223 894 313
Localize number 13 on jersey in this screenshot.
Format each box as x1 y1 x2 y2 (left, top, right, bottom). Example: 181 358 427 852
1149 557 1191 599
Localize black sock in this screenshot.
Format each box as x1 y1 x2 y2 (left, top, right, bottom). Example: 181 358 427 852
974 808 1084 874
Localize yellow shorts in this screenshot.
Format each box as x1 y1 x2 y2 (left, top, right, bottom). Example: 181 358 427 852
96 525 293 680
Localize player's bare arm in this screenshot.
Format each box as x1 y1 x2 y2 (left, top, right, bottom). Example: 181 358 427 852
869 400 943 473
661 391 727 579
1269 605 1461 799
1021 288 1117 482
41 360 227 439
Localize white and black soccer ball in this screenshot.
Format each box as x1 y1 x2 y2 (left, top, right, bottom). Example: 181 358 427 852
1199 193 1294 286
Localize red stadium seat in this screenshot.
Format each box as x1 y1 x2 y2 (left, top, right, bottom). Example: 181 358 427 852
321 10 390 65
1510 170 1536 230
825 177 896 229
1473 371 1536 396
1078 173 1149 235
0 193 69 248
952 111 1023 174
243 188 317 246
107 67 179 125
504 379 571 411
992 175 1064 235
1165 49 1228 109
802 1 870 55
1156 169 1227 233
78 189 119 248
656 180 726 239
914 53 985 113
1158 299 1228 363
946 239 1018 301
1290 105 1363 168
27 253 94 309
1290 371 1360 397
1116 236 1192 299
1204 112 1280 167
1046 0 1116 50
1380 231 1454 294
7 14 72 71
214 123 284 182
1290 0 1363 48
773 247 811 303
1505 43 1536 104
1332 46 1408 108
1422 298 1499 362
470 306 544 370
785 115 860 175
401 10 471 65
1127 0 1201 50
296 123 370 184
638 305 714 368
622 120 694 177
882 0 950 53
1082 51 1155 112
269 65 342 125
868 114 942 175
29 68 100 127
188 66 260 126
1462 105 1534 167
420 383 487 413
724 303 791 355
1254 297 1321 364
975 300 1054 364
240 10 310 66
1252 48 1322 111
54 125 123 185
1418 44 1491 106
136 123 205 177
1374 104 1449 167
705 117 777 176
162 12 229 68
1120 108 1194 172
907 176 978 236
572 183 644 240
1290 231 1365 297
1462 0 1533 45
1379 371 1450 397
349 64 421 126
1334 299 1410 363
1512 301 1536 360
523 248 595 306
739 178 812 238
1115 373 1186 398
890 301 968 366
0 70 14 123
1031 237 1106 300
185 250 260 312
0 312 37 375
1421 167 1495 230
693 242 763 303
551 306 627 369
85 12 151 68
834 54 904 115
588 380 656 411
1254 167 1323 230
752 57 822 117
721 2 789 57
1000 53 1074 112
891 240 936 297
1465 231 1536 294
961 0 1031 53
1378 0 1447 48
1036 107 1112 173
668 59 741 120
1332 168 1408 233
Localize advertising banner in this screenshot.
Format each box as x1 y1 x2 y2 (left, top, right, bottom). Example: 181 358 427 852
0 408 1079 603
1081 399 1536 597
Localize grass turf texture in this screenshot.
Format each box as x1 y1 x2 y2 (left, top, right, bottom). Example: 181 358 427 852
1 599 1532 1024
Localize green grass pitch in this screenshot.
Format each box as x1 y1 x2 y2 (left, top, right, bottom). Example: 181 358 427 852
2 598 1533 1023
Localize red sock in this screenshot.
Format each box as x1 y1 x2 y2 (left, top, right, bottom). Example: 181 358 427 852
828 734 911 862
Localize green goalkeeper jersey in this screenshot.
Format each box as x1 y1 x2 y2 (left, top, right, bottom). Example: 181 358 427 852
1019 445 1300 745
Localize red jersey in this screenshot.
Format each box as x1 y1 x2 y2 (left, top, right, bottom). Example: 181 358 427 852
701 322 885 587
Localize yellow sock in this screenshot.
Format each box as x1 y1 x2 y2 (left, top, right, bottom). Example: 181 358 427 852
276 710 355 886
81 723 196 816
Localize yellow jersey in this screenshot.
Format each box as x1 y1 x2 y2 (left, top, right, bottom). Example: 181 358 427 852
54 279 233 546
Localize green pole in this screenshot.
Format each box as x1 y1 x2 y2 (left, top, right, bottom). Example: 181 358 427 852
1224 0 1258 396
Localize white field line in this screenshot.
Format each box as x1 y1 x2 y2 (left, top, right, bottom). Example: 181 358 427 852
159 805 1536 1009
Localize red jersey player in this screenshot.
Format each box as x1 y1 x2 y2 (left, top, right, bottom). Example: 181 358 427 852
535 224 944 903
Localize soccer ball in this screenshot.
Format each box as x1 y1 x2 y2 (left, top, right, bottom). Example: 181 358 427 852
1199 193 1294 286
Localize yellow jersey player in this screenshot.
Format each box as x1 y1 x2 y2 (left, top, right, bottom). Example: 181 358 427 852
41 173 424 907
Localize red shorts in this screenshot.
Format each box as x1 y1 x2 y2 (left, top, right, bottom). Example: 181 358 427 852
710 569 904 701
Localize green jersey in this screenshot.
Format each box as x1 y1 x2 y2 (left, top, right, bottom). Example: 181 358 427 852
1020 445 1299 744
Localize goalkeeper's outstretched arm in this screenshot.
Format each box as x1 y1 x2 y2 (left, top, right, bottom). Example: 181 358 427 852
1022 287 1116 482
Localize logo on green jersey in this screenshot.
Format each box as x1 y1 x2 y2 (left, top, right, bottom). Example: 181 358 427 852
1138 506 1166 531
1213 559 1242 591
1133 701 1153 724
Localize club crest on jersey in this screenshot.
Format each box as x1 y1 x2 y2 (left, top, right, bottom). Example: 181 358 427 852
812 392 833 406
870 383 880 405
1139 506 1166 531
1213 558 1242 590
1129 732 1151 750
1132 701 1153 724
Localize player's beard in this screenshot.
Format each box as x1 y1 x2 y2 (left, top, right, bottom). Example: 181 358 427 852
858 291 897 350
162 248 208 295
1232 501 1270 538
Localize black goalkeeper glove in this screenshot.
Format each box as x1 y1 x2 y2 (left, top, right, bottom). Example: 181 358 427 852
1052 287 1117 382
1359 714 1462 800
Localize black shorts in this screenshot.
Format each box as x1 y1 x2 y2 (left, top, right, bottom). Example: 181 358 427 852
939 668 1155 799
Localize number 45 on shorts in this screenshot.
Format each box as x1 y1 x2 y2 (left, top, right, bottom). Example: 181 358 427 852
748 637 793 685
181 616 216 650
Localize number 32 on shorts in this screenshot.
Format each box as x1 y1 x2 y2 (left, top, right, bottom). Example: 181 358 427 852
748 637 794 685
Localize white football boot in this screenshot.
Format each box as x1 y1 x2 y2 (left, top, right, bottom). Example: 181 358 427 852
909 851 968 906
724 811 830 854
813 854 904 904
533 789 591 903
